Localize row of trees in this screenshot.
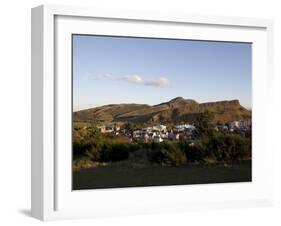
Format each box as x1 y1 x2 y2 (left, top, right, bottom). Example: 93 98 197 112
73 132 251 167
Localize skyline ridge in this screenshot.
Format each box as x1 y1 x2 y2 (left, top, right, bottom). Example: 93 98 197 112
74 97 250 112
73 96 248 113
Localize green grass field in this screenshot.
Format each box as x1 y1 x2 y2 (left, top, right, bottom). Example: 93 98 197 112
72 160 251 190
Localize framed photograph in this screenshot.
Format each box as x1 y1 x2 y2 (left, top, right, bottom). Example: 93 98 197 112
31 4 274 221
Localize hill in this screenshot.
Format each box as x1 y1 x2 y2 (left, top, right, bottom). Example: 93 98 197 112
73 97 251 125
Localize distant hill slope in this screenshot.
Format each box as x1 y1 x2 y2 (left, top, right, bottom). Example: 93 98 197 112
73 97 251 124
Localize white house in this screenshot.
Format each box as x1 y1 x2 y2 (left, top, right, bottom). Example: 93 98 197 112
229 120 251 129
133 130 142 138
114 125 121 131
174 124 195 132
240 120 251 128
153 135 163 143
152 124 167 132
97 125 106 133
161 132 169 139
142 126 153 133
229 121 240 129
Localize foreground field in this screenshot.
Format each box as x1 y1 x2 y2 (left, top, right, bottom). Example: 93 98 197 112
72 160 251 190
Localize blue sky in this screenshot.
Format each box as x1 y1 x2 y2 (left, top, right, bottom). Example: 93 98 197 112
73 35 251 111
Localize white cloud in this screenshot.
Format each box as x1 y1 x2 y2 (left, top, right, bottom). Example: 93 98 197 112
92 74 113 80
125 75 143 84
144 77 171 87
92 74 171 88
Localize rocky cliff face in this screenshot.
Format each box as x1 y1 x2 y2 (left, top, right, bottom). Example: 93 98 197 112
74 97 251 124
200 99 240 107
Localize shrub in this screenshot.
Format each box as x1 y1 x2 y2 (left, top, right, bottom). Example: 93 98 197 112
87 142 130 162
110 143 130 161
184 141 206 162
129 143 142 152
179 133 251 163
73 139 91 156
147 141 186 166
73 123 104 156
207 134 251 161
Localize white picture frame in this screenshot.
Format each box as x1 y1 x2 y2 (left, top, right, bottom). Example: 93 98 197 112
31 4 274 221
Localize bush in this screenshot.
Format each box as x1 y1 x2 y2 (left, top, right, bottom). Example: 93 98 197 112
179 133 251 163
88 142 130 162
208 134 251 161
110 143 130 161
73 123 104 156
73 139 91 156
147 141 186 166
129 143 142 152
184 141 206 162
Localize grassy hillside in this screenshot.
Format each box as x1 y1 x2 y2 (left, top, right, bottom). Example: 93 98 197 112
73 97 251 124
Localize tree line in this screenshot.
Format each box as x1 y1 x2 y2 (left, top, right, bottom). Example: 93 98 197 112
73 111 251 167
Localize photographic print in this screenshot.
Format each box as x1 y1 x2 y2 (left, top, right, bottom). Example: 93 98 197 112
72 35 252 190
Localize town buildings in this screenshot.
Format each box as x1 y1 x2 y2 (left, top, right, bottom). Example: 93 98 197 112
129 124 195 142
96 119 251 143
